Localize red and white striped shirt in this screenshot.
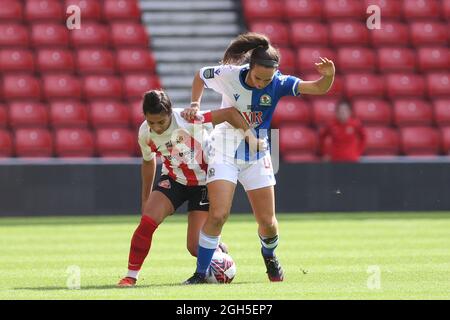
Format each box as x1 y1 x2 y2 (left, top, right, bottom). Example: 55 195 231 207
138 108 213 186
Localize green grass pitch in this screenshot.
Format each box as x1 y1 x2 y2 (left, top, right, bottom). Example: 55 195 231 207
0 212 449 300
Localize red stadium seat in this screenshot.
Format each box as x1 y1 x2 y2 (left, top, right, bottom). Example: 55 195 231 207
25 0 64 21
37 49 75 73
329 21 369 46
0 129 13 157
242 0 284 21
0 104 8 127
0 0 23 21
76 49 116 74
364 127 400 156
290 21 328 46
279 125 318 154
130 99 144 127
31 23 69 47
272 97 310 128
386 73 426 98
352 99 392 126
116 49 156 74
377 48 416 73
323 0 364 20
284 0 322 19
90 101 130 128
417 47 449 72
400 127 440 155
337 47 376 72
55 128 95 157
70 22 110 47
403 0 441 20
103 0 141 21
444 0 450 20
49 101 89 128
123 75 161 100
65 0 102 20
440 127 450 154
0 49 35 72
43 74 82 100
0 24 29 47
8 102 48 128
311 98 339 126
110 22 148 47
371 21 409 46
433 99 450 126
345 74 385 98
410 22 448 46
14 128 53 157
427 73 450 97
96 128 135 157
249 22 290 47
277 47 296 75
2 75 42 101
296 47 336 72
393 99 433 126
364 0 402 18
83 76 123 100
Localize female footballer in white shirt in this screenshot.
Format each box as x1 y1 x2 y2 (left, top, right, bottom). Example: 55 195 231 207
182 32 335 284
117 90 262 287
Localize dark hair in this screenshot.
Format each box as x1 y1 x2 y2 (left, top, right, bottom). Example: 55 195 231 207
221 32 280 68
142 90 172 116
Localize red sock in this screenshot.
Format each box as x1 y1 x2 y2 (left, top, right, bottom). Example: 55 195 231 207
127 215 158 271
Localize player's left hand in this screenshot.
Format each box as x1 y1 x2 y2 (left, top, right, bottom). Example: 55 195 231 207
315 57 335 77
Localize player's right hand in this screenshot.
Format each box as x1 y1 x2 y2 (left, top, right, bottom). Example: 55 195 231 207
181 105 200 121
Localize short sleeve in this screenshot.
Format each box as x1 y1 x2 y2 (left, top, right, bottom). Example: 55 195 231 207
198 65 229 94
277 75 302 97
138 129 155 162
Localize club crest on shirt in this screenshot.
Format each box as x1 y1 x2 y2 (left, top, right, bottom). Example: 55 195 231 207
158 179 171 189
208 168 215 178
203 68 215 79
259 94 272 106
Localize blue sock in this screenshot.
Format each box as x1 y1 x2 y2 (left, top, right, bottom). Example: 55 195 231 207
196 231 220 276
260 234 279 258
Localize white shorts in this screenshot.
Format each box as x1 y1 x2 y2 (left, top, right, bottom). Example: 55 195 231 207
206 153 276 191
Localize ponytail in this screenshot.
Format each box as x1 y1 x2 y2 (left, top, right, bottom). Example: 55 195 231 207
222 32 273 65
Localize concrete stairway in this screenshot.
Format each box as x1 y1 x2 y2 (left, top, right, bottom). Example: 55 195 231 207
139 0 245 109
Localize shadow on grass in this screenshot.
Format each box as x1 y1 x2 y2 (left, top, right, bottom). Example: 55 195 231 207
13 283 184 291
13 280 259 292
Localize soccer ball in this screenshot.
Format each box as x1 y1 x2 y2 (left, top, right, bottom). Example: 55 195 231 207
206 251 236 284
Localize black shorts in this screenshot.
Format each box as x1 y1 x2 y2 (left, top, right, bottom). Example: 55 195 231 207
154 175 209 212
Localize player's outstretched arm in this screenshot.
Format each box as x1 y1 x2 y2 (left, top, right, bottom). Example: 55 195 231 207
182 71 204 120
210 107 267 153
141 157 156 213
298 57 335 95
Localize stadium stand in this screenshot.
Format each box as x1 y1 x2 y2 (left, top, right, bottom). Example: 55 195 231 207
0 0 160 158
0 0 448 161
244 0 449 161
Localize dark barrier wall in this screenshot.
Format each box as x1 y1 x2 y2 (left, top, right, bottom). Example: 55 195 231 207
1 162 449 216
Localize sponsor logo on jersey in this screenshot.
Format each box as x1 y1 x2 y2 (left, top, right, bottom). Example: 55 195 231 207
158 179 171 189
203 68 215 79
233 93 240 101
259 94 272 107
242 111 263 126
214 68 221 76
